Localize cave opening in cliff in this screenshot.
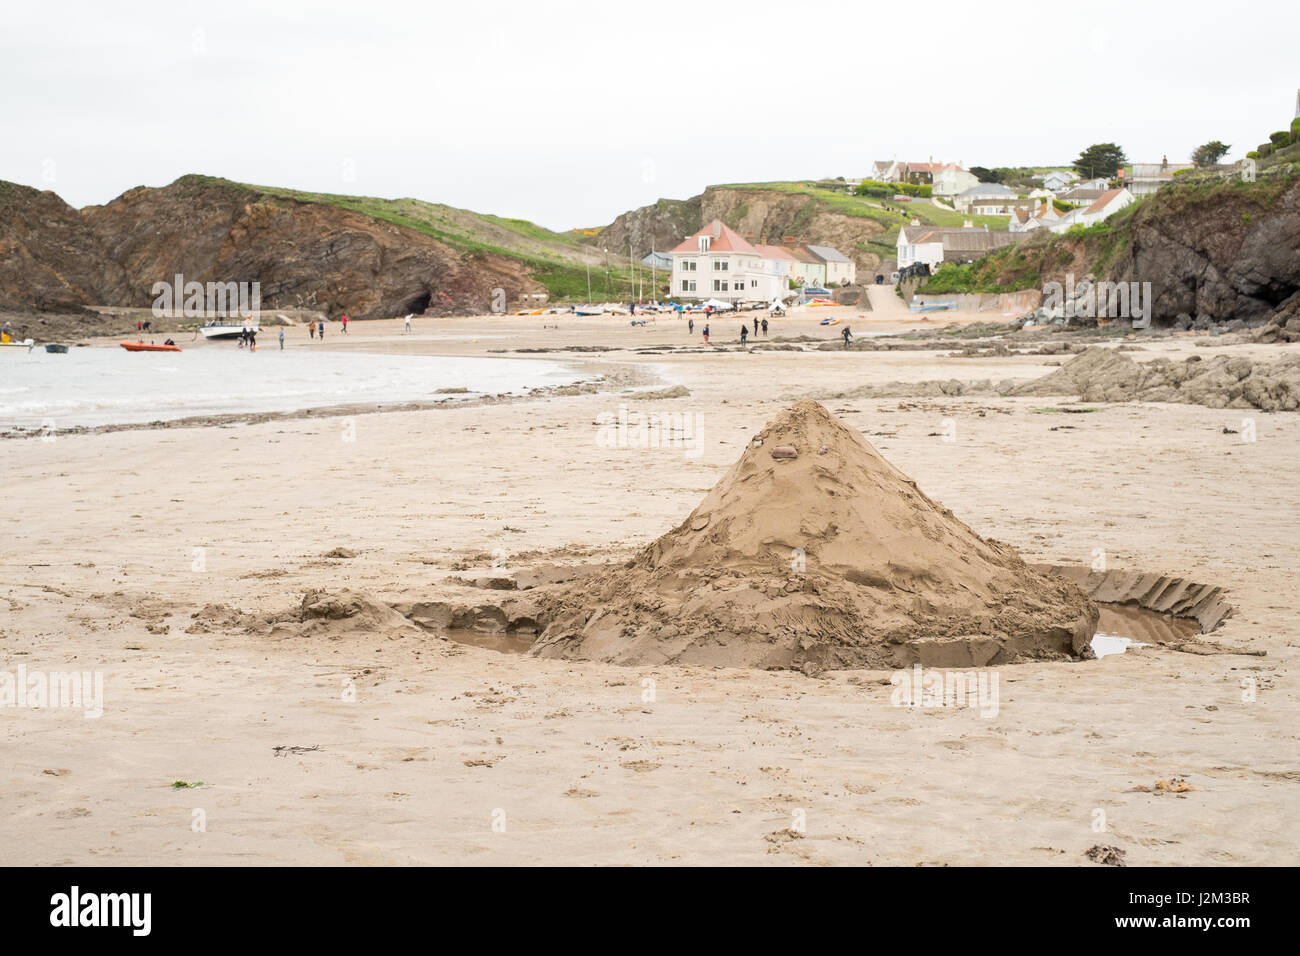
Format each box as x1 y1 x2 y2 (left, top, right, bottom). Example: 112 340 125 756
406 291 432 314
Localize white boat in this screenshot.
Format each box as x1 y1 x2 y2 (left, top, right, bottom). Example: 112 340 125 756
0 337 35 353
199 317 260 340
574 305 605 317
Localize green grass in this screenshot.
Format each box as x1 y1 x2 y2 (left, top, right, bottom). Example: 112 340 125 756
172 175 645 300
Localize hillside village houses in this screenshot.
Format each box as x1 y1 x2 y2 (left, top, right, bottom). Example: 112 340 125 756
868 159 979 198
668 220 856 302
896 223 1020 272
1125 157 1195 196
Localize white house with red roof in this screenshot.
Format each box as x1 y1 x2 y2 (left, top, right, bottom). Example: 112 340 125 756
670 220 789 303
1047 188 1134 233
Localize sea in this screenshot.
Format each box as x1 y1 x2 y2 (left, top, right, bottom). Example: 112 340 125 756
0 345 583 430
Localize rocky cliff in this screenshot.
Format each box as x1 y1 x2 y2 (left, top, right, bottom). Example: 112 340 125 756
964 173 1300 326
593 186 890 272
0 176 547 318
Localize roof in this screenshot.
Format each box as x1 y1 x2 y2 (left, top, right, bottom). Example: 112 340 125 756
957 182 1017 198
1083 188 1127 215
805 244 852 263
787 246 823 264
670 219 759 255
906 161 963 173
1058 186 1106 203
755 244 796 260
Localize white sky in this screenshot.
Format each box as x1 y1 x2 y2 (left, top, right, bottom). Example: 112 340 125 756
2 0 1297 230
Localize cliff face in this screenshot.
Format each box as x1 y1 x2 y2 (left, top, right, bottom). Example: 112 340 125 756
593 186 889 272
590 197 702 260
1102 176 1300 323
0 176 546 318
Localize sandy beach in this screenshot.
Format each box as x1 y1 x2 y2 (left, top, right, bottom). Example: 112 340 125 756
2 297 1297 866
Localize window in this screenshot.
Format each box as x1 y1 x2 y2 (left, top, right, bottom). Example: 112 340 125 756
713 280 729 292
680 279 696 292
750 279 757 288
680 259 697 272
713 260 728 271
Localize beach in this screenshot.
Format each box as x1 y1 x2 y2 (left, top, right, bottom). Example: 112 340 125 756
1 302 1297 866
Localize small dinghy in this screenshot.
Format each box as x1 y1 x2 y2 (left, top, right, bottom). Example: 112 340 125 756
45 343 70 354
120 341 183 352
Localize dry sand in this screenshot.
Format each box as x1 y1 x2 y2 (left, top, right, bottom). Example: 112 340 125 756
2 297 1298 866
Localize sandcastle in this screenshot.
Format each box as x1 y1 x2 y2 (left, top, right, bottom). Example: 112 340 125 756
532 400 1098 669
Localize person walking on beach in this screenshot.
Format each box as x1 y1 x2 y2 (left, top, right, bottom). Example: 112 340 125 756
702 324 709 345
309 320 315 340
318 320 325 339
739 324 748 346
248 328 257 351
761 317 768 336
404 314 412 333
278 328 285 350
753 316 758 336
340 314 349 334
842 326 853 349
688 317 694 335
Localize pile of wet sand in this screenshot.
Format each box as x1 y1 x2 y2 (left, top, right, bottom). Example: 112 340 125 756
531 401 1098 670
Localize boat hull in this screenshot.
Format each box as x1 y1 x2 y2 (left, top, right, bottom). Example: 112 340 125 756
200 324 260 340
120 342 183 352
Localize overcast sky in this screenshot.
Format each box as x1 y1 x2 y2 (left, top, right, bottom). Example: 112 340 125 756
2 0 1297 230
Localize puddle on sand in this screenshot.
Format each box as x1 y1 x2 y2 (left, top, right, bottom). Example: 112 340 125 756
1091 603 1201 657
442 629 534 655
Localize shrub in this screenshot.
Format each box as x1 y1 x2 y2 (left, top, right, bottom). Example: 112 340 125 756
1270 131 1291 146
1246 150 1259 159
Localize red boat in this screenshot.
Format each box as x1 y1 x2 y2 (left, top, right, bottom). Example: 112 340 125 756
120 341 182 352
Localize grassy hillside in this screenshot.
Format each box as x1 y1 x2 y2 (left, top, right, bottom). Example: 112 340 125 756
177 175 634 300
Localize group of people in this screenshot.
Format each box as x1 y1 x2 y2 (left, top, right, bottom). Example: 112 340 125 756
687 314 771 345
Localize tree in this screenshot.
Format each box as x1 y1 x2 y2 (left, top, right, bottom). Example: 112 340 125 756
969 166 1000 183
1192 140 1231 166
1072 143 1128 179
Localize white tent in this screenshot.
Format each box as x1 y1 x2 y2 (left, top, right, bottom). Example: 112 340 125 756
702 298 734 310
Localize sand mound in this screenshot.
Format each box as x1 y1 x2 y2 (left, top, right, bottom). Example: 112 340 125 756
531 401 1097 670
1013 347 1300 411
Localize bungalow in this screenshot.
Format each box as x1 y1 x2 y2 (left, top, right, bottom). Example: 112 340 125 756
1009 202 1065 233
967 196 1038 218
896 225 1019 271
806 245 857 285
1039 170 1077 191
1056 185 1107 207
869 160 902 182
953 182 1018 213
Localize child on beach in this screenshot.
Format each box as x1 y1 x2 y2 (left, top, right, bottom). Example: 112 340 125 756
702 324 709 344
278 328 285 349
341 314 348 334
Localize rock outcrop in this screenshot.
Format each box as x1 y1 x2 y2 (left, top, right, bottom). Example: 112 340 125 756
0 176 547 319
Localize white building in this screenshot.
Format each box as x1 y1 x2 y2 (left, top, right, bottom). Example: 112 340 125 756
1048 188 1135 233
669 220 785 303
953 182 1019 214
807 245 857 285
1126 162 1194 197
1039 170 1077 191
896 225 1019 271
931 167 980 198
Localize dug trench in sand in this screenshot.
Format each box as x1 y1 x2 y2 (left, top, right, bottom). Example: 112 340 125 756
530 400 1099 670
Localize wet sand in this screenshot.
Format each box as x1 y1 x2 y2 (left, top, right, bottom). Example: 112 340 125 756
2 299 1297 865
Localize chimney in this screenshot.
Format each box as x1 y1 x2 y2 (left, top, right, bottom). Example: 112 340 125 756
711 220 722 239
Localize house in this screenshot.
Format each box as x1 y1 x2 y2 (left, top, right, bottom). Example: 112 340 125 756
806 245 857 285
754 244 797 291
669 220 784 303
931 167 980 198
896 225 1019 271
1056 185 1107 207
1009 202 1064 233
1039 170 1077 191
869 160 902 183
966 196 1038 218
1126 160 1194 197
953 182 1018 213
1047 188 1134 233
785 246 827 288
641 251 673 270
